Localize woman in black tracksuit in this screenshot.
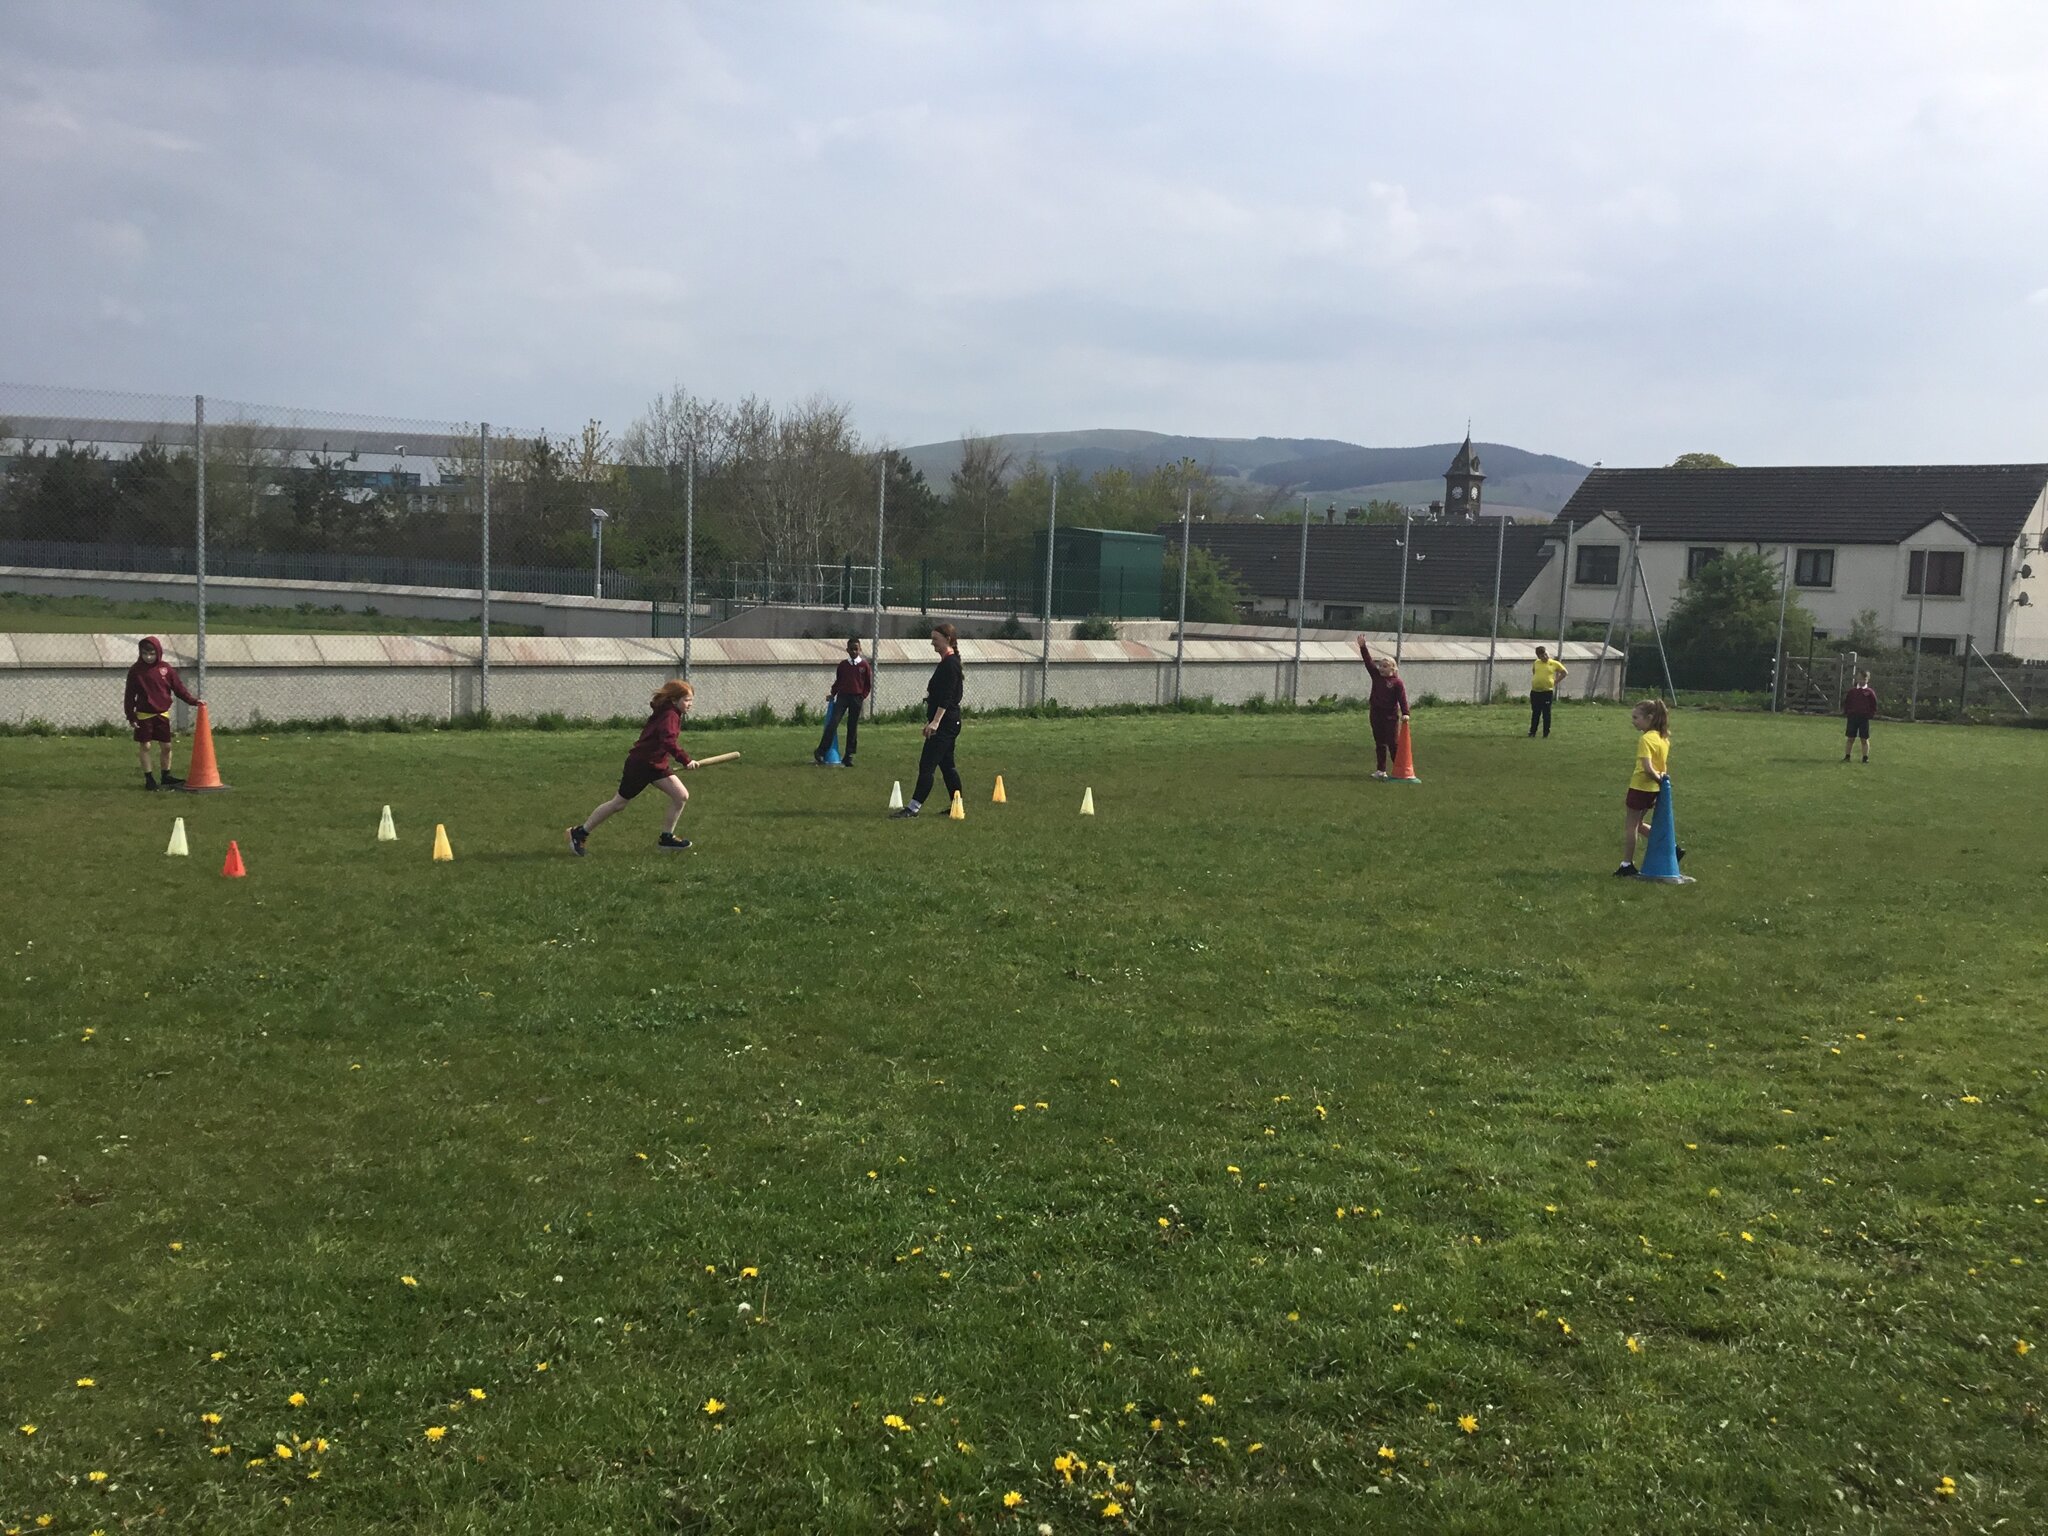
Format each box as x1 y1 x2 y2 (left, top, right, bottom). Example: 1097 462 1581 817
891 623 964 818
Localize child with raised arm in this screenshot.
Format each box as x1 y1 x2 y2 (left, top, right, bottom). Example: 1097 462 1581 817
1842 670 1877 762
567 680 697 855
1355 636 1410 779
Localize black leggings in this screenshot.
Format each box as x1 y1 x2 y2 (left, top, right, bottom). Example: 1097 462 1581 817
819 696 862 758
1529 690 1554 736
913 723 961 806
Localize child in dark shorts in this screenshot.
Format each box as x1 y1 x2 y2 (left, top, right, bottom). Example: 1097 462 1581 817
123 635 201 790
1616 697 1675 877
567 680 697 854
1842 670 1877 762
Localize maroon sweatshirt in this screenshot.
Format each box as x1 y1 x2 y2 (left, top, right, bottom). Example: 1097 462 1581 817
123 637 200 721
1843 685 1878 718
1357 642 1410 718
624 702 694 772
831 656 873 700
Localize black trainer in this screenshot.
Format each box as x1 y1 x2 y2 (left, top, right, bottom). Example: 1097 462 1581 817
841 757 855 768
143 773 159 791
1613 862 1637 877
890 805 920 819
159 771 183 788
657 832 691 851
566 825 589 857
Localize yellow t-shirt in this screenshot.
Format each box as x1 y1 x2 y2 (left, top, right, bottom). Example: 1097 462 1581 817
1531 657 1567 691
1629 730 1669 793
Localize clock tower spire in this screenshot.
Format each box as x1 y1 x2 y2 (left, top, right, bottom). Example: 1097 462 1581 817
1444 430 1485 523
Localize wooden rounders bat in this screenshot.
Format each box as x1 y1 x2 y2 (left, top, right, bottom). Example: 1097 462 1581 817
692 751 741 767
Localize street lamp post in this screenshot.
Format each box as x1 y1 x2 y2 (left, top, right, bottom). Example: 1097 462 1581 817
588 507 610 599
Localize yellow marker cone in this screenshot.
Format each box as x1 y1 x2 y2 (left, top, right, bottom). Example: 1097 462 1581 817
377 804 397 842
166 817 189 857
889 780 904 810
1079 787 1095 816
948 790 966 821
431 823 454 861
992 775 1007 804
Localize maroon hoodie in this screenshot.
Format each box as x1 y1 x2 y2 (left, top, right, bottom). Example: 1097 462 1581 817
624 701 694 772
1843 685 1878 718
1357 641 1410 718
124 637 200 721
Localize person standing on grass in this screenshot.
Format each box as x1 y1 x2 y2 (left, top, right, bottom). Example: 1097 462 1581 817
1616 697 1683 876
1528 645 1569 738
123 635 201 791
1842 670 1877 762
890 624 964 818
1355 636 1410 779
815 635 873 767
567 679 697 855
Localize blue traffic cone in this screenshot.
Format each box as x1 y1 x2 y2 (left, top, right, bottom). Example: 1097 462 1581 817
818 698 841 765
1638 777 1693 883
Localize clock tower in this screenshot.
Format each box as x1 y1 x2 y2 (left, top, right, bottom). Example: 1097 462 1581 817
1444 432 1485 523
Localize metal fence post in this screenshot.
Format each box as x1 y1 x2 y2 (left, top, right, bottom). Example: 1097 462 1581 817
479 422 491 715
1556 518 1573 664
1771 543 1793 711
872 453 886 692
194 394 207 700
1173 485 1192 703
1395 511 1412 664
1909 561 1928 720
1292 495 1309 704
1485 508 1507 699
682 444 695 683
1958 632 1972 719
1040 467 1058 706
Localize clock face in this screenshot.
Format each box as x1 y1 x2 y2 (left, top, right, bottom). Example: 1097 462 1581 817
1450 485 1464 498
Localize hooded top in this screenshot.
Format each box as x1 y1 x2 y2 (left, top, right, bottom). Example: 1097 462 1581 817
124 637 200 722
624 700 694 773
1356 641 1410 717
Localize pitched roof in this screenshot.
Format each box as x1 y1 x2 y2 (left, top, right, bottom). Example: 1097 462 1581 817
1446 434 1482 478
1162 521 1556 608
1554 465 2048 547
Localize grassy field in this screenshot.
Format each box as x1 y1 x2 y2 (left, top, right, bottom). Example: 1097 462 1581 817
2 704 2043 1534
0 591 540 636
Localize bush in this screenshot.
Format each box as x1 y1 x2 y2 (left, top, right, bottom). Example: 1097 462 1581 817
1072 615 1120 641
989 614 1031 640
1662 551 1813 693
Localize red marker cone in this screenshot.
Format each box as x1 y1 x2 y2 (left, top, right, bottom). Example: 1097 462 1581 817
1390 719 1420 783
221 840 247 878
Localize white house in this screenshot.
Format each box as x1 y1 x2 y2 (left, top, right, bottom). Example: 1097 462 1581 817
1512 465 2048 659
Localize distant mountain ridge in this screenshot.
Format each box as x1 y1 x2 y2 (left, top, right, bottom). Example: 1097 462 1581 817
897 431 1591 515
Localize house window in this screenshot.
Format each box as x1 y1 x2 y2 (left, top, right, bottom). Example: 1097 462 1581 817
1794 548 1835 588
1906 549 1964 596
1905 636 1958 655
1322 604 1361 626
1686 546 1723 579
1575 545 1620 586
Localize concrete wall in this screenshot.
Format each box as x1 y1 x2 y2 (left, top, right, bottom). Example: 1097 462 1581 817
1510 499 2048 658
0 632 1623 730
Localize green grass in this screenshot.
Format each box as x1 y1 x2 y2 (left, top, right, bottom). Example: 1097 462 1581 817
2 705 2043 1534
0 591 540 636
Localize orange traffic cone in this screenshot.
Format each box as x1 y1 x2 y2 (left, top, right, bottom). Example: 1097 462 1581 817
221 840 247 878
180 703 230 793
1390 718 1420 783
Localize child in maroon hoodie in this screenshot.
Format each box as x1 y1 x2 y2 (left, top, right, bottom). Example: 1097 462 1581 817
1842 669 1877 762
567 679 697 854
1355 636 1411 778
815 636 873 767
123 636 201 791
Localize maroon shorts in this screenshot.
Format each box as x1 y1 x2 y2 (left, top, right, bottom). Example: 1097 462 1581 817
1625 786 1659 812
132 715 173 744
617 755 677 801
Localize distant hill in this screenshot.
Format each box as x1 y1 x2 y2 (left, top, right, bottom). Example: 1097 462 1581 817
896 431 1590 515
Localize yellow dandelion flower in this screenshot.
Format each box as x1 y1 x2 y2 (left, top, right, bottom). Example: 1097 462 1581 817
1377 1444 1397 1462
883 1413 910 1432
2018 1339 2032 1356
956 1439 973 1454
1189 1366 1202 1378
288 1392 307 1408
866 1170 877 1179
1626 1335 1643 1354
1557 1318 1573 1336
468 1388 486 1401
1198 1393 1216 1407
703 1398 725 1416
1211 1435 1229 1448
424 1426 447 1442
1248 1441 1264 1452
400 1275 418 1287
201 1412 223 1426
274 1443 293 1460
210 1444 231 1456
313 1438 328 1453
1003 1491 1024 1509
1585 1159 1598 1168
306 1469 321 1481
1458 1414 1478 1433
1936 1475 1956 1498
76 1378 96 1389
210 1351 226 1362
534 1361 549 1372
169 1241 183 1253
245 1456 266 1467
1149 1416 1163 1431
1741 1232 1755 1243
87 1470 109 1483
740 1266 758 1279
1103 1500 1124 1517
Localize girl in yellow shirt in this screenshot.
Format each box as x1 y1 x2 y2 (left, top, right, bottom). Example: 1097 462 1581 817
1617 698 1672 876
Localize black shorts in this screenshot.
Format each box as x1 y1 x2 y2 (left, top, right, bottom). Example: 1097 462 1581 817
617 756 675 800
1625 786 1660 812
1844 716 1870 740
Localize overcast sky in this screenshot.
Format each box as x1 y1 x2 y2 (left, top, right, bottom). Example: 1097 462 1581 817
5 0 2047 465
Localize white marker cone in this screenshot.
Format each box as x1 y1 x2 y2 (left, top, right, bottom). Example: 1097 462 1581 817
166 817 189 856
889 780 904 810
377 804 397 842
1079 787 1095 816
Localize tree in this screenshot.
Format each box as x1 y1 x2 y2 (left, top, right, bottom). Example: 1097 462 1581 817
1660 549 1811 691
1162 545 1246 624
1353 498 1408 524
1669 452 1735 469
950 432 1014 569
